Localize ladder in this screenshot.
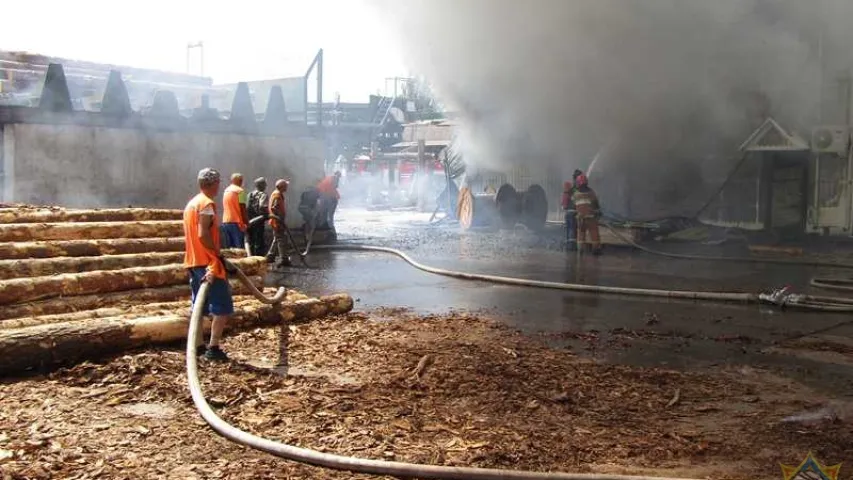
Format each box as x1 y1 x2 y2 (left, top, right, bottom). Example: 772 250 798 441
371 96 394 128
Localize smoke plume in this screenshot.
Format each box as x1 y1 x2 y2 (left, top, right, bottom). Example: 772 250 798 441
367 0 853 218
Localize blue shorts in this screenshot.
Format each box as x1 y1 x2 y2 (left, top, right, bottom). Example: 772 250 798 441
189 267 234 316
220 223 245 249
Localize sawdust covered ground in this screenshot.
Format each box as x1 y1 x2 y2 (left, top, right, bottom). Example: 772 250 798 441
1 311 849 480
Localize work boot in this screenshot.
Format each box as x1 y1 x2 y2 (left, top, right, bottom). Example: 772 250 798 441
275 256 293 269
195 344 207 356
204 346 229 362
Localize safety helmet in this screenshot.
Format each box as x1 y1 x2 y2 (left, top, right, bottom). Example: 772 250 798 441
575 174 588 187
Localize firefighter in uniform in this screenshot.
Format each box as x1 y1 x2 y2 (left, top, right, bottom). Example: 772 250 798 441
571 174 602 255
562 181 576 251
562 169 584 251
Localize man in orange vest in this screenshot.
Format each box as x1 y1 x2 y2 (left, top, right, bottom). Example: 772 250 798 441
267 179 291 267
316 171 341 230
221 173 248 249
183 167 233 362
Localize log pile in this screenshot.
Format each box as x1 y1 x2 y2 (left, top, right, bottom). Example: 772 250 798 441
0 205 354 375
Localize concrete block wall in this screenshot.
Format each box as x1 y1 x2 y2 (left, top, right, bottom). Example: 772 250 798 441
2 123 323 228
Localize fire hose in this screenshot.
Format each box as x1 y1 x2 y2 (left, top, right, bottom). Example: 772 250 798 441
597 224 853 312
190 246 849 477
188 261 701 480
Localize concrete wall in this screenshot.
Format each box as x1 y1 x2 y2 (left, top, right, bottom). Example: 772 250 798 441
1 123 324 228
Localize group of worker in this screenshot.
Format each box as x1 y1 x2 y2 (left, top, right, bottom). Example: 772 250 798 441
562 169 602 255
213 171 343 268
181 167 341 362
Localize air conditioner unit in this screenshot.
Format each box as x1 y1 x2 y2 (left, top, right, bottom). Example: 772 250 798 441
811 125 850 154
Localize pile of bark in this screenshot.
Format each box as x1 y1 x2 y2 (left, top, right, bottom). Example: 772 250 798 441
0 206 353 375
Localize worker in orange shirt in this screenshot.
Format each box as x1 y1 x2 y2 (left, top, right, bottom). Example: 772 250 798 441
571 174 602 255
266 179 291 267
183 168 233 362
221 173 248 249
316 171 341 230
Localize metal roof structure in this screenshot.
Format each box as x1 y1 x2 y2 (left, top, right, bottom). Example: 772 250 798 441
738 117 809 152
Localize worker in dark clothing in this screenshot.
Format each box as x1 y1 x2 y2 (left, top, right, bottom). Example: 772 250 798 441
562 169 584 251
299 186 322 232
571 173 602 255
246 177 268 256
266 179 292 267
562 181 577 251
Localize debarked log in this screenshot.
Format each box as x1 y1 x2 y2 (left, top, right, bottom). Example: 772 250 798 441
0 276 270 321
0 293 354 375
0 221 184 243
0 288 309 330
0 257 268 306
0 237 186 260
0 208 183 224
0 250 245 280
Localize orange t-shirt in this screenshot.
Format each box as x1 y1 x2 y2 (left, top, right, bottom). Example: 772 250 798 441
268 190 286 230
317 176 340 200
222 184 246 227
183 192 226 279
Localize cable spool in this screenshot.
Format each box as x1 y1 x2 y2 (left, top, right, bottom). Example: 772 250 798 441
456 187 501 230
495 184 521 229
520 184 548 232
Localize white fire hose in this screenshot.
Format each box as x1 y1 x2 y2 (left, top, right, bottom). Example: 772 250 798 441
189 241 851 477
188 262 701 480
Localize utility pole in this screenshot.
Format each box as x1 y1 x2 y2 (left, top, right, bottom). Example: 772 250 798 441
187 42 204 76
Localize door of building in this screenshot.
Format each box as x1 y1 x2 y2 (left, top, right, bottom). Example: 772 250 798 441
768 152 809 236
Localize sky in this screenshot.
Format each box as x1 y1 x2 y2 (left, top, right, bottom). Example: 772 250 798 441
0 0 407 102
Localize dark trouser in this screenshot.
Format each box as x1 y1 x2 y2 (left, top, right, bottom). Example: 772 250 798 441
247 222 266 256
267 226 291 266
220 223 244 249
565 210 577 250
320 195 338 230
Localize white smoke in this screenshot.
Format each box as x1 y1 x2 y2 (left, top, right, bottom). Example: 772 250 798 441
365 0 853 218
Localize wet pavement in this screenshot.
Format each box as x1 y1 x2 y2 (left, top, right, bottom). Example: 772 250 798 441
270 207 853 395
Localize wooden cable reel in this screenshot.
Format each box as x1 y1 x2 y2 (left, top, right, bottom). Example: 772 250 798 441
457 182 549 231
520 184 548 232
495 184 521 229
457 187 499 229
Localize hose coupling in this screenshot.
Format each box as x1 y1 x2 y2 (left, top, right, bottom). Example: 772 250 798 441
759 285 802 307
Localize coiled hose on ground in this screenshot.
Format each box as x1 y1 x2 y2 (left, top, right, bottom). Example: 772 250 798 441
188 274 701 480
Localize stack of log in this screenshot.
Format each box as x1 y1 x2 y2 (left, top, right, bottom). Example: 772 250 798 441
0 206 353 375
